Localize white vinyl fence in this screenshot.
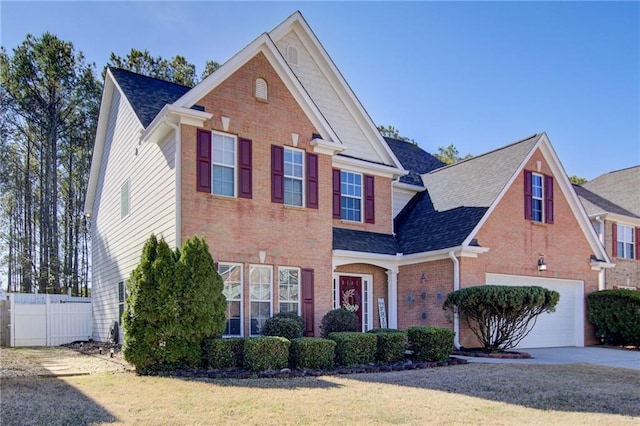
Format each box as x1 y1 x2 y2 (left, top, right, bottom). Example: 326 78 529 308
1 293 92 347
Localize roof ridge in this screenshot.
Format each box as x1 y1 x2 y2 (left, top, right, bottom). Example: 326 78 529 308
108 66 194 89
590 164 640 178
425 133 540 175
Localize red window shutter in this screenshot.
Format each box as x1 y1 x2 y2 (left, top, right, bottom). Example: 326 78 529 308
238 138 252 199
524 170 533 220
306 153 319 209
636 228 640 260
301 268 314 337
332 169 341 219
196 129 212 193
612 223 618 258
544 175 554 224
364 174 375 224
271 145 284 203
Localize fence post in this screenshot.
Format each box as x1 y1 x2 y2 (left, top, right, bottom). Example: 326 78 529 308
9 295 15 347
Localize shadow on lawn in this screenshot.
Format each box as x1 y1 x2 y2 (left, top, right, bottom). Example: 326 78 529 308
343 363 640 417
1 376 118 425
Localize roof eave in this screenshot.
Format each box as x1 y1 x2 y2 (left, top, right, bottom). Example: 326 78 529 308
333 155 408 179
141 105 213 144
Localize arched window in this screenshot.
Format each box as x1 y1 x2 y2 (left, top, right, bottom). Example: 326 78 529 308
255 78 268 101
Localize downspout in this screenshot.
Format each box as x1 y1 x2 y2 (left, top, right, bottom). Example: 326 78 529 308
595 216 605 290
448 251 461 349
164 119 182 248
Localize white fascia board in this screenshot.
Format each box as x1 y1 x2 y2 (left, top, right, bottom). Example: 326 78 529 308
84 72 117 215
394 180 425 192
141 105 212 144
171 32 340 145
594 213 640 227
590 259 616 270
398 246 490 266
272 15 404 170
332 250 401 271
310 137 345 156
333 155 407 179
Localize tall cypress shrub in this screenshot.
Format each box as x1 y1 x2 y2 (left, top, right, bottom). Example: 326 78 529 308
123 234 226 372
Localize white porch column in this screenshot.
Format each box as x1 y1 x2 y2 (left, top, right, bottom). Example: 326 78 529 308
386 269 398 329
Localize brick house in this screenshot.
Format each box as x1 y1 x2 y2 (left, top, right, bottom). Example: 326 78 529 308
575 166 640 289
85 11 611 348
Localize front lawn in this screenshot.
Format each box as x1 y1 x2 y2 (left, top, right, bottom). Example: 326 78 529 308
2 363 639 425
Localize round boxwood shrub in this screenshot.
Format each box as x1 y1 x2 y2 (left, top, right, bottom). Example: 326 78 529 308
588 289 640 346
243 337 290 372
203 337 245 369
407 326 455 362
367 329 407 364
320 309 359 338
329 332 377 366
290 338 336 370
262 316 304 340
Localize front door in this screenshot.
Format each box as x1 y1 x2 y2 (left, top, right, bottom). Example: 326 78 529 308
339 276 363 330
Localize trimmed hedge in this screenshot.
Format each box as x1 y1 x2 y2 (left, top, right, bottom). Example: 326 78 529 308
203 338 245 369
329 332 376 367
290 338 336 370
262 317 304 340
407 326 455 362
320 309 359 338
367 329 407 364
243 337 290 372
588 289 640 346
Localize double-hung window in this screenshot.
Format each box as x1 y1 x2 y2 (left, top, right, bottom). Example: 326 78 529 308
524 170 554 224
249 265 272 336
212 132 236 197
219 263 243 336
118 281 126 326
616 224 636 260
341 171 362 222
284 148 304 206
278 267 300 314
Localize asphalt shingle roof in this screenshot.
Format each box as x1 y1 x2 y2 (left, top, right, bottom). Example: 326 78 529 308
574 184 639 219
384 137 445 186
109 67 192 128
581 166 640 217
333 227 399 255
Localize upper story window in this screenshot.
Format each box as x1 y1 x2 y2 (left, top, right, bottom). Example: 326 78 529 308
332 169 375 223
271 145 318 209
212 132 236 197
614 224 637 260
196 129 252 199
524 170 554 224
341 171 362 222
255 78 268 101
284 148 304 206
120 180 130 219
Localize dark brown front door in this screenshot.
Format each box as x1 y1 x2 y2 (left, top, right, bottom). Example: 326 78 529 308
339 276 362 330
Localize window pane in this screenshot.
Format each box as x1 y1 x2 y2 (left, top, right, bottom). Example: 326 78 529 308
284 178 303 206
213 165 234 196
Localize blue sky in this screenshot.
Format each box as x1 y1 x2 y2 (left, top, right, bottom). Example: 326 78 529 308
1 1 638 180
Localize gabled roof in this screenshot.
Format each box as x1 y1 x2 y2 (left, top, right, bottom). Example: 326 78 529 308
581 166 640 217
422 134 540 211
385 137 445 186
574 184 640 219
108 68 192 128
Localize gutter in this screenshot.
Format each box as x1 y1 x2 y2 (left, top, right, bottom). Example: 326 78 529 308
448 251 461 349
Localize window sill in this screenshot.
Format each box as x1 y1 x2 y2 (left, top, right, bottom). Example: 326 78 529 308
211 194 237 201
530 221 547 226
339 220 365 226
283 204 305 210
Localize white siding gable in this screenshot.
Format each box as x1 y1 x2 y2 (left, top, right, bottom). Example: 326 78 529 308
275 31 390 165
90 89 177 341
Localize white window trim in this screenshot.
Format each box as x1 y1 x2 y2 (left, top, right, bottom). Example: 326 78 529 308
219 262 244 337
284 146 305 207
278 266 301 315
332 273 374 332
120 180 130 220
340 170 363 223
617 224 636 260
249 264 273 336
531 172 544 223
211 130 238 198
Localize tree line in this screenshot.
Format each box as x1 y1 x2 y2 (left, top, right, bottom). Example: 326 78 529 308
0 33 217 294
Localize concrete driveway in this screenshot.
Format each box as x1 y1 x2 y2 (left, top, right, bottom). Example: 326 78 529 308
457 346 640 370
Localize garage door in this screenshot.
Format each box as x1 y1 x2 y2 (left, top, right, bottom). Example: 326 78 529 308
485 274 584 348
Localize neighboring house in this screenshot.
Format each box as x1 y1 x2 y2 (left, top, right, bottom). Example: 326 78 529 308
85 11 611 349
575 166 640 289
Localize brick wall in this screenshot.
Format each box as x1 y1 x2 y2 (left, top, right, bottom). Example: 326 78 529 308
603 220 640 289
180 53 333 336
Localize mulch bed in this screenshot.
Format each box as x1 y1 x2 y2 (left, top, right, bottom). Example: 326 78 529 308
453 348 532 359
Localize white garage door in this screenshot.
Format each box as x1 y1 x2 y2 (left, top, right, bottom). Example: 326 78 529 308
485 274 584 348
